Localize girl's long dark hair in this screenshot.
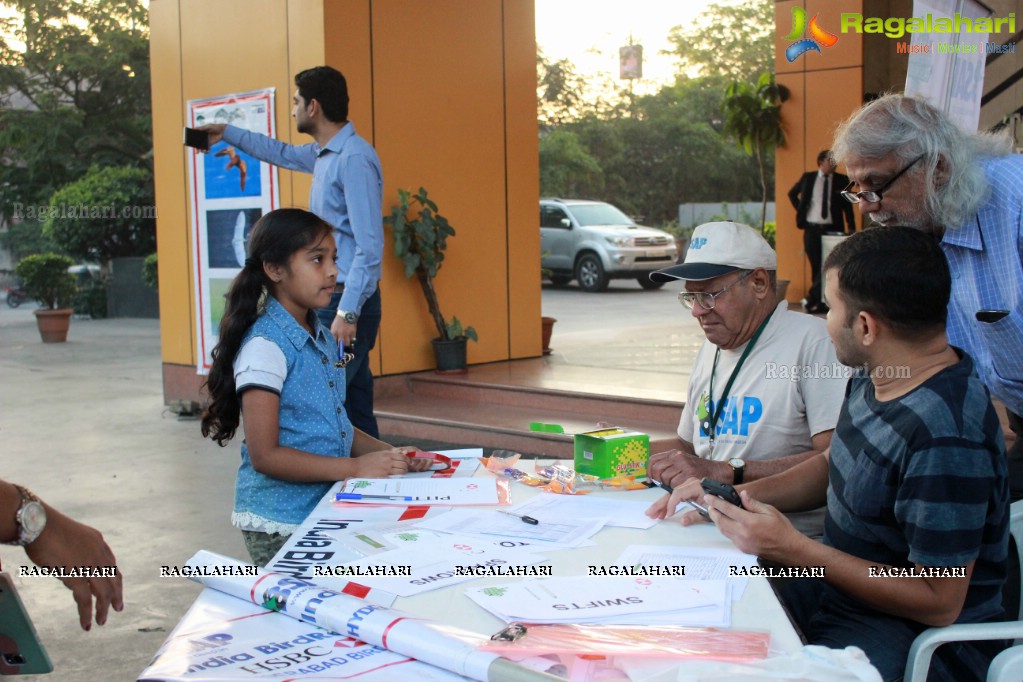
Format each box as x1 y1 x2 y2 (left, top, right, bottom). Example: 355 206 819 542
201 208 333 446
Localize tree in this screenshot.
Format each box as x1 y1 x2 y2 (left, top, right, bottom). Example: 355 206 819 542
0 0 152 255
539 129 603 198
721 72 788 232
43 165 155 268
665 0 774 84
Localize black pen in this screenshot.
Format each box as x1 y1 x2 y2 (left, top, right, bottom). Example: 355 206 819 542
498 510 539 525
647 477 709 519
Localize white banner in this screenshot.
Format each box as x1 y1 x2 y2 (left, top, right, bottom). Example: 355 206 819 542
905 0 991 131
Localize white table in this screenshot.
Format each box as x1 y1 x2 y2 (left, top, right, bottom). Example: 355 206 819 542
139 458 803 681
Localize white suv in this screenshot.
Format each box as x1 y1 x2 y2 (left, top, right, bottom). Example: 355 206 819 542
540 198 678 292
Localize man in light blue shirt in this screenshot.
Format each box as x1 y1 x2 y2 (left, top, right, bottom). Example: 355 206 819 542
833 94 1023 503
204 66 383 437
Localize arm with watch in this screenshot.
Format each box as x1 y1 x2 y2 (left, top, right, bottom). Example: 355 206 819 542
645 432 833 521
1 480 123 630
648 430 833 490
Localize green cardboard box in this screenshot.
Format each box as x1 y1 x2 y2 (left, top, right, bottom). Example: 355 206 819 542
573 427 649 480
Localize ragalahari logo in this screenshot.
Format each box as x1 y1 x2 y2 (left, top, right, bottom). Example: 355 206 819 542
784 7 839 61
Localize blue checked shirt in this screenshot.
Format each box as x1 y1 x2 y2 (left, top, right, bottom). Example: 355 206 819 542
942 154 1023 415
222 123 383 314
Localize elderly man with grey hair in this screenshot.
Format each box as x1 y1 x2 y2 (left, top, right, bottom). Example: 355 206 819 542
832 93 1023 502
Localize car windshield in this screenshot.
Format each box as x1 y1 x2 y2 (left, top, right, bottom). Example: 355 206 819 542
569 203 634 227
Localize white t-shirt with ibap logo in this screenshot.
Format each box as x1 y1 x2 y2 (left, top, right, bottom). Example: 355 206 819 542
678 301 847 535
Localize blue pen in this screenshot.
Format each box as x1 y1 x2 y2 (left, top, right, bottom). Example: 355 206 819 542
336 493 414 501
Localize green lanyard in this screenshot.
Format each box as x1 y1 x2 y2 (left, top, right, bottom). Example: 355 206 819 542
704 309 775 444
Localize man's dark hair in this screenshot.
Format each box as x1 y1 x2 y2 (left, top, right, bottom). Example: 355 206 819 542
824 226 949 340
295 66 349 123
817 149 832 165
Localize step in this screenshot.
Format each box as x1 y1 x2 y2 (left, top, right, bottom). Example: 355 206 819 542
374 359 684 458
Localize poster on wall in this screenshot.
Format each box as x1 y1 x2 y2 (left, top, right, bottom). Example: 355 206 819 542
186 88 279 374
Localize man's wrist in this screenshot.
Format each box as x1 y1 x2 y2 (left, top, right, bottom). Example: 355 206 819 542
336 310 359 324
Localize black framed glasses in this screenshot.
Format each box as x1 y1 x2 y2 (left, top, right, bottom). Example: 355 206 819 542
678 270 753 310
841 154 924 204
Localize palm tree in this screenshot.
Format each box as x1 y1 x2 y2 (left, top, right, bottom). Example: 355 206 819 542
721 72 789 234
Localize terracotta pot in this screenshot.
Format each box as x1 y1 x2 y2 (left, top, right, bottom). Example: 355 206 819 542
541 316 557 355
34 308 73 343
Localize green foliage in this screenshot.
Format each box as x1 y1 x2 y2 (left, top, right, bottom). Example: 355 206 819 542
538 78 767 225
73 277 107 318
445 316 478 343
721 72 788 232
666 0 774 83
386 187 456 279
15 253 76 309
43 166 156 265
539 130 603 198
0 0 152 257
762 221 777 249
384 188 476 342
142 252 158 289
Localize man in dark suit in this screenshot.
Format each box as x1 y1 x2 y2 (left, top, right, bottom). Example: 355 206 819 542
788 150 856 313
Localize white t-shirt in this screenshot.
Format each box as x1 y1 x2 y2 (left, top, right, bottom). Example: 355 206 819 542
679 301 847 535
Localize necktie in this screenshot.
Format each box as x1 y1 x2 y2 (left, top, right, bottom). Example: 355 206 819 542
821 175 829 220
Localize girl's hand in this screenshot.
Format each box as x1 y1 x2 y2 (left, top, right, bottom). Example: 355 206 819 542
352 449 410 477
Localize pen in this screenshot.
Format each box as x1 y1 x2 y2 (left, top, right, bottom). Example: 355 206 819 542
336 493 414 501
647 478 710 519
498 510 539 525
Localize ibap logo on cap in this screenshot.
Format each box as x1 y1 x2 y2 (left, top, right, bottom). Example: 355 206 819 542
691 237 708 250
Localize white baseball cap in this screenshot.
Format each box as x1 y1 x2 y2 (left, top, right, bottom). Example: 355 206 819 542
651 221 777 282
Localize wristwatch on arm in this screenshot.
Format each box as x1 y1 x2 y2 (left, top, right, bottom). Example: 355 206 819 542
3 485 46 546
728 458 746 485
336 310 359 324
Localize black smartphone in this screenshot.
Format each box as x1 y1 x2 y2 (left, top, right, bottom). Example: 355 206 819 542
701 478 745 509
183 126 210 151
975 309 1009 323
0 573 53 675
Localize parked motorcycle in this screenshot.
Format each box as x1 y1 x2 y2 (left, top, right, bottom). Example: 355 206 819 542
5 286 30 308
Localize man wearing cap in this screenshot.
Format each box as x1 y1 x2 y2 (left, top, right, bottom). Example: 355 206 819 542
647 222 847 536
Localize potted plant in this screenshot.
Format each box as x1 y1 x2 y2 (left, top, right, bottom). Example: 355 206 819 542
15 253 78 343
385 187 477 373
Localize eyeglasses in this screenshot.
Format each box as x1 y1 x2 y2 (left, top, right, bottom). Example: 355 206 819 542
678 270 752 310
841 155 924 204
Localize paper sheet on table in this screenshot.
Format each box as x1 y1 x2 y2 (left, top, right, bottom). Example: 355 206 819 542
335 544 549 597
512 492 659 529
465 576 728 624
336 477 508 505
412 507 606 547
614 545 758 600
405 454 481 478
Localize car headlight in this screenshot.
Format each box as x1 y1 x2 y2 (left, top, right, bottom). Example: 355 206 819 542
605 236 633 247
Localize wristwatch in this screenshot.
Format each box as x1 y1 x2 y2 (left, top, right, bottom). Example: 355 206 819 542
727 458 746 485
4 485 46 546
336 310 359 324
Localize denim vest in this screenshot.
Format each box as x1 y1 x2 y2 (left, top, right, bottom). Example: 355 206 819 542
232 297 352 533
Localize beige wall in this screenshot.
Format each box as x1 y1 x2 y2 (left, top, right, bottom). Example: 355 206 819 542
150 0 540 402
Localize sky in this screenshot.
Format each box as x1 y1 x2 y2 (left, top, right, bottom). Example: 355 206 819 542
534 0 716 94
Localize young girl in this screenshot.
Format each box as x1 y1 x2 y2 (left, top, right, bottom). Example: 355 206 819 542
201 208 430 566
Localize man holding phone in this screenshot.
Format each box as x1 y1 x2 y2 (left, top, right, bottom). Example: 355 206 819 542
198 66 383 438
659 228 1009 682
